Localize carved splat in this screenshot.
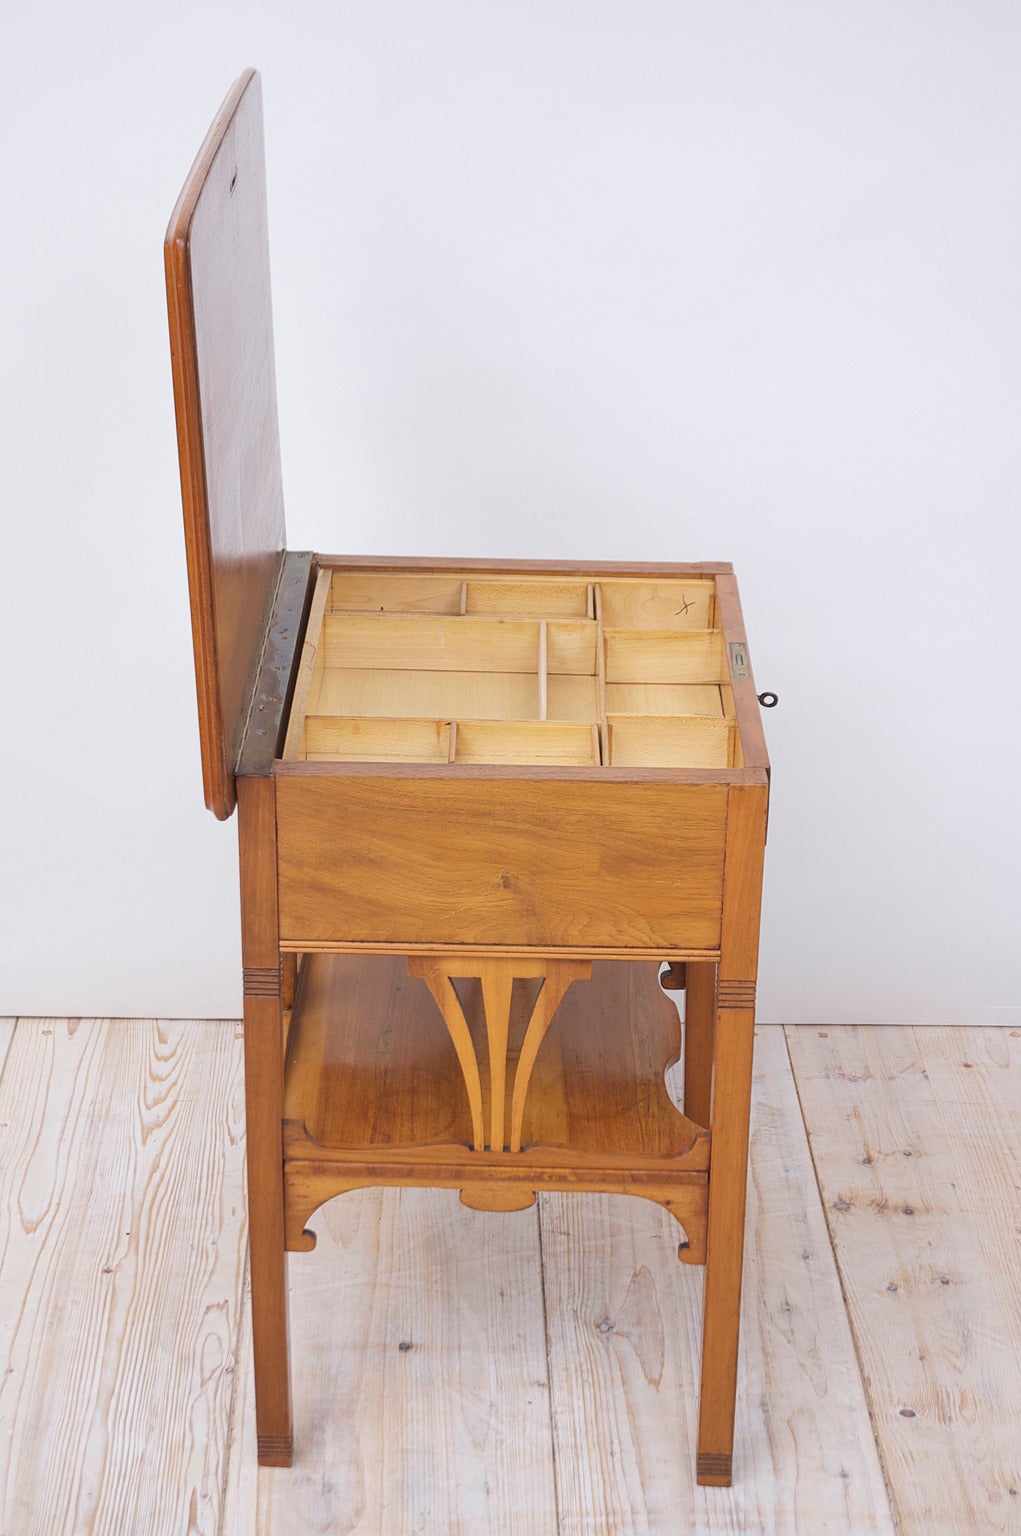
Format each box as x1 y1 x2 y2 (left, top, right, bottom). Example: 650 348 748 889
406 961 487 1149
507 962 591 1153
408 956 590 1153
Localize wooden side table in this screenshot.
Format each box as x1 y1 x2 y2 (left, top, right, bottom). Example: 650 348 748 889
166 70 770 1487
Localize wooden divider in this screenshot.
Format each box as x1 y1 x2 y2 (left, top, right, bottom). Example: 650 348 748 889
284 571 741 768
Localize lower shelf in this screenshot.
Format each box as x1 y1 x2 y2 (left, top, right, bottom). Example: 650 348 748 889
281 952 709 1256
283 952 706 1162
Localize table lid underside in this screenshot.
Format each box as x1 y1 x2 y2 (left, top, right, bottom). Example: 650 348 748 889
165 69 287 819
165 76 769 802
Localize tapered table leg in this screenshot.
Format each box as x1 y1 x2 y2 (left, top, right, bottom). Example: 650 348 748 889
696 994 754 1485
696 785 766 1486
238 775 293 1466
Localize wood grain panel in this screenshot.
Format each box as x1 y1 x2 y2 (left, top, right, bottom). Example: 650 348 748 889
321 614 540 673
605 629 727 686
303 716 452 763
0 1018 247 1536
598 579 715 631
787 1024 1021 1535
314 666 540 721
329 571 464 613
466 579 591 617
283 954 474 1150
547 674 600 721
453 719 596 766
518 961 703 1159
280 565 332 760
546 619 598 675
608 715 734 768
605 682 725 717
276 776 728 950
541 1027 896 1533
165 70 286 819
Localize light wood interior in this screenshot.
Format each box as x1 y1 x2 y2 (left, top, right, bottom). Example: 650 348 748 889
283 571 740 768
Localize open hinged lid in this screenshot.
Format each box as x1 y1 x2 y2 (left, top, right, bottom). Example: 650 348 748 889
165 70 288 819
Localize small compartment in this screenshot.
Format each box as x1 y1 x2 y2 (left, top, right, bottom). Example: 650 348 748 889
608 715 736 769
329 572 463 614
604 628 727 686
454 720 599 766
547 675 600 722
322 614 541 673
598 580 715 631
604 682 727 717
546 619 598 676
302 717 451 763
465 580 592 617
316 669 540 722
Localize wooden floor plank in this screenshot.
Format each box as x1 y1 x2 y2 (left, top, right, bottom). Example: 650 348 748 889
539 1025 895 1535
7 1012 1013 1535
0 1019 15 1080
223 1186 558 1536
0 1018 247 1536
786 1024 1021 1536
219 1256 259 1531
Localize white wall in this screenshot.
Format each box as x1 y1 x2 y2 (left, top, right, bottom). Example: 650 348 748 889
3 2 1018 1024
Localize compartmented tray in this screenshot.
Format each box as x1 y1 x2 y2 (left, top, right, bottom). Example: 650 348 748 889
282 568 742 769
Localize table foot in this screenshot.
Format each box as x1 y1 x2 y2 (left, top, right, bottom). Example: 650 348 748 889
696 1451 732 1486
258 1433 294 1467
